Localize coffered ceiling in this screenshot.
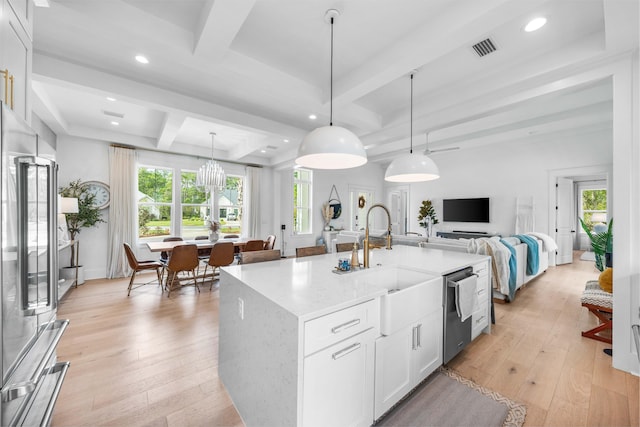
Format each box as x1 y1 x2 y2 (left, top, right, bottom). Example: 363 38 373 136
31 0 638 167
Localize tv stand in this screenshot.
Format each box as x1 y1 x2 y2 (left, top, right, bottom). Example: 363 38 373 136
437 231 500 240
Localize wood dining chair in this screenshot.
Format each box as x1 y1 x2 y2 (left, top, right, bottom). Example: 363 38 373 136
296 245 327 258
239 249 281 264
123 243 163 296
264 234 276 250
336 242 358 253
202 241 235 290
242 239 265 252
164 244 200 297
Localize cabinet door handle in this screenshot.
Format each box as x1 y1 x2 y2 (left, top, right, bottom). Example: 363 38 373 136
412 326 417 350
331 318 360 334
332 342 361 360
416 324 422 348
1 69 7 105
9 74 14 110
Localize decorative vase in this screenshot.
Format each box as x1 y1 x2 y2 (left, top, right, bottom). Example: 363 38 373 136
209 231 219 242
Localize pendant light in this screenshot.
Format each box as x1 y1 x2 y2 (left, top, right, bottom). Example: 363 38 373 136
384 72 440 182
197 132 226 191
295 9 367 170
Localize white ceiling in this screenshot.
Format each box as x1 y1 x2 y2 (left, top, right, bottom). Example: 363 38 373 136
31 0 638 168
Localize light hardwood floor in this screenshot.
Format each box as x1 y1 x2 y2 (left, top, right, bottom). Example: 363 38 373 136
52 252 638 426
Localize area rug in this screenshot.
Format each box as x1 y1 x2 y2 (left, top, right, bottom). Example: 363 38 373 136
580 251 596 261
375 367 526 427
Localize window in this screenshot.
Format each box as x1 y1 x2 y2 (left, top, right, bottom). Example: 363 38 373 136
293 169 312 234
580 187 607 232
180 171 209 239
138 167 173 241
218 176 243 236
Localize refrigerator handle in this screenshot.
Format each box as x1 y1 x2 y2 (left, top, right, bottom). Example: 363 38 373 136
15 156 59 316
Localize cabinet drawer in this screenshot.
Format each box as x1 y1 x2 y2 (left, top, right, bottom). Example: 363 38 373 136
473 262 489 278
304 299 379 356
471 307 489 340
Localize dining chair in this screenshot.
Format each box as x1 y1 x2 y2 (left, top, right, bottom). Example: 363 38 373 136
160 236 183 264
296 245 327 258
224 234 240 239
164 244 200 297
202 241 235 290
264 234 276 250
242 239 265 252
123 243 163 296
336 242 357 253
239 249 281 264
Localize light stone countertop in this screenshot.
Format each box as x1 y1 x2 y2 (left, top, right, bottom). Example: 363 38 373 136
221 245 489 321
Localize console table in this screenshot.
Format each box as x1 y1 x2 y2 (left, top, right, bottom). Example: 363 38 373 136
436 231 500 240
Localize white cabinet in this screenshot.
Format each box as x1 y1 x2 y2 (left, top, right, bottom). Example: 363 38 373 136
303 328 376 427
302 299 378 427
374 308 443 419
471 261 490 340
0 0 32 122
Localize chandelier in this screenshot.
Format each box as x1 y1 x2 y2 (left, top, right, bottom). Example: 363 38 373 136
197 132 226 191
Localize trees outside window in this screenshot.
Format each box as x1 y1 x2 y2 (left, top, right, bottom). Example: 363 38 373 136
138 167 173 241
580 188 607 232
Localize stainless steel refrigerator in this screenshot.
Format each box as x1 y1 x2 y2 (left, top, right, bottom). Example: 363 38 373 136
1 102 70 426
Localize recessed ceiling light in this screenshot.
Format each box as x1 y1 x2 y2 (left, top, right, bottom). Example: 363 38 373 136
111 121 120 126
308 114 317 120
283 139 289 143
106 97 116 102
135 55 149 64
525 17 547 32
260 149 266 153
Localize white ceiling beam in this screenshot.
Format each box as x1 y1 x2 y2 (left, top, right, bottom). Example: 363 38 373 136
331 0 549 107
157 112 187 150
32 53 307 150
227 136 269 161
32 80 69 134
193 0 257 58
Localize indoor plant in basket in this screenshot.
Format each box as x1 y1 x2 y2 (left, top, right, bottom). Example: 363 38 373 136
59 179 105 284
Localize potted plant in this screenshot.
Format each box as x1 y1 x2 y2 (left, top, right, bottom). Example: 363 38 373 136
59 179 106 284
579 217 613 272
418 200 439 238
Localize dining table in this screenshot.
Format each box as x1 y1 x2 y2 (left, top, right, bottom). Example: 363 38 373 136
145 237 265 253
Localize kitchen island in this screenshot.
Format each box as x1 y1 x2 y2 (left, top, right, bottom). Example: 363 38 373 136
218 245 490 427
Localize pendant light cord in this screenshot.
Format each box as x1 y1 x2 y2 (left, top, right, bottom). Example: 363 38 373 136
210 132 216 160
410 73 413 154
329 17 334 126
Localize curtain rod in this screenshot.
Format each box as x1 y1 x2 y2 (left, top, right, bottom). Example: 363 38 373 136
109 143 263 168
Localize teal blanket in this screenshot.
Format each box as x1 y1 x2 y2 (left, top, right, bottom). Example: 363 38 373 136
499 239 517 301
514 234 539 276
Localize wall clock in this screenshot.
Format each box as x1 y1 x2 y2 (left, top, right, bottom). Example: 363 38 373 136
82 181 110 209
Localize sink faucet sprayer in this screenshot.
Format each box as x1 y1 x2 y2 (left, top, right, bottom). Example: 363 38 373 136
363 203 392 268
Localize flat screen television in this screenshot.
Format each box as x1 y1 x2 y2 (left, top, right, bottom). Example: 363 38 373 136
443 198 490 223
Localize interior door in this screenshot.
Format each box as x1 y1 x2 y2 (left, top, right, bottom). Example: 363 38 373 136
556 177 574 265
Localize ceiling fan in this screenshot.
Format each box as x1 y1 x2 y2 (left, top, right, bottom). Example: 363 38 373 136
423 133 460 155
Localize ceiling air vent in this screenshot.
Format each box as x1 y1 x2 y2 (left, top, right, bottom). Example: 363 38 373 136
472 38 497 57
103 110 124 118
266 145 278 150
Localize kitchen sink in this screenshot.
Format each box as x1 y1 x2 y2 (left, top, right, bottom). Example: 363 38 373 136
369 266 441 336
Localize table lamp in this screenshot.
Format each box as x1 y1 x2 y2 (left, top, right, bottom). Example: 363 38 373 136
58 197 79 243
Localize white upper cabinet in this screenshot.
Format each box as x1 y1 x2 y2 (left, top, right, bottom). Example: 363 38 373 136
0 0 32 122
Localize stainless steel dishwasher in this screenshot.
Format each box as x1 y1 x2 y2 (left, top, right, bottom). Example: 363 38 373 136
443 267 474 364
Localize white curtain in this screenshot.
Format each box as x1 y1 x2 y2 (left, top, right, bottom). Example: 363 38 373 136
245 166 261 238
106 146 137 278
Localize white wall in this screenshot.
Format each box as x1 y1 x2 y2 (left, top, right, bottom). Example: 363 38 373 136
402 129 613 238
57 136 110 280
